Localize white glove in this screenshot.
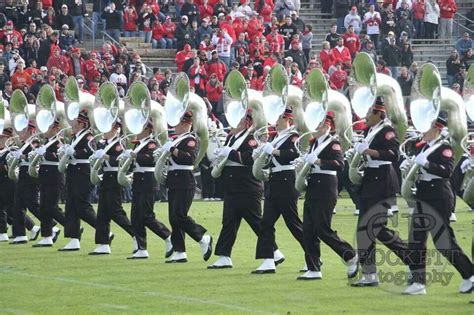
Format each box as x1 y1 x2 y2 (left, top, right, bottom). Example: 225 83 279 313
305 151 318 165
13 150 23 160
36 146 46 156
399 158 411 172
219 146 232 158
415 152 428 167
354 141 369 154
161 141 173 152
213 148 221 157
64 145 75 157
460 158 472 174
262 143 274 155
122 149 133 159
95 149 106 159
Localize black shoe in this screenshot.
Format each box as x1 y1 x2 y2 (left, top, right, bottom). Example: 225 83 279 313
251 269 276 274
32 243 52 248
58 247 80 252
52 230 61 243
165 258 188 263
109 233 115 245
207 264 232 269
88 251 110 256
275 257 285 266
203 236 213 261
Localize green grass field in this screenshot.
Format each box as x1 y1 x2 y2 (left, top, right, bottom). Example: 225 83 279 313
0 197 472 314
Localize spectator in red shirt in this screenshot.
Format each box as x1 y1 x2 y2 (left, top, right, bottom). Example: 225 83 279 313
329 62 348 91
84 51 101 83
1 21 23 49
249 36 265 60
438 0 457 39
67 47 86 77
162 16 177 49
25 59 41 77
376 59 392 76
320 41 335 73
331 37 352 70
151 20 166 48
412 0 425 38
199 0 214 20
123 5 139 37
205 51 227 82
205 73 223 113
46 46 70 75
259 0 274 24
266 26 285 54
189 57 208 97
11 59 32 90
342 25 361 59
199 34 215 60
247 16 264 41
175 44 195 72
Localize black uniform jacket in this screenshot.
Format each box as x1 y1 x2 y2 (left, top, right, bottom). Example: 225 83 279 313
166 134 198 190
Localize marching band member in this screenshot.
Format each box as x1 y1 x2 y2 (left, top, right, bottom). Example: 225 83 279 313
0 127 17 242
351 97 409 287
10 121 42 244
252 108 304 274
125 122 173 260
404 117 473 295
161 111 213 263
89 120 135 255
32 120 64 247
299 112 358 280
209 109 280 269
59 111 98 251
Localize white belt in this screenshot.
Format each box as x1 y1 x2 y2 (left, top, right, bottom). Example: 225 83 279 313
366 160 392 168
133 166 154 173
226 161 246 167
418 173 442 181
270 165 295 173
41 161 59 166
69 159 90 165
19 162 31 167
103 166 118 172
168 165 194 171
309 169 337 176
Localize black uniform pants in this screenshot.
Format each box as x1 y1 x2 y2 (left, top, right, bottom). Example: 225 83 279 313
304 198 356 271
409 198 472 284
40 184 66 237
65 176 97 239
256 197 304 259
0 179 15 233
12 182 41 237
215 193 269 257
168 188 206 252
200 165 215 199
357 197 409 274
131 190 171 250
95 183 134 244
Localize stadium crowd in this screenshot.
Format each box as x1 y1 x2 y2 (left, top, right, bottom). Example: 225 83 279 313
0 0 473 200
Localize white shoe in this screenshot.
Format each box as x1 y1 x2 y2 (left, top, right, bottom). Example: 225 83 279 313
166 251 188 263
58 238 80 251
459 276 473 293
203 198 210 201
132 236 138 253
297 270 322 280
33 237 53 247
387 208 394 217
391 205 399 213
404 282 427 295
199 235 213 261
346 254 359 278
164 236 173 258
127 249 149 259
208 256 233 269
449 212 457 222
89 244 111 255
351 273 379 287
274 249 285 265
333 208 336 214
353 209 360 216
0 233 9 242
52 227 61 243
468 208 474 212
10 236 28 244
252 259 276 274
30 225 40 241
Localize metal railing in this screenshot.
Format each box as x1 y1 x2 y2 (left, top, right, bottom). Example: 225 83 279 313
454 12 474 38
83 16 96 49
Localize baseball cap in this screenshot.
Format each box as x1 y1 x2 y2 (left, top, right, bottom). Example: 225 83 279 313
40 66 48 71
